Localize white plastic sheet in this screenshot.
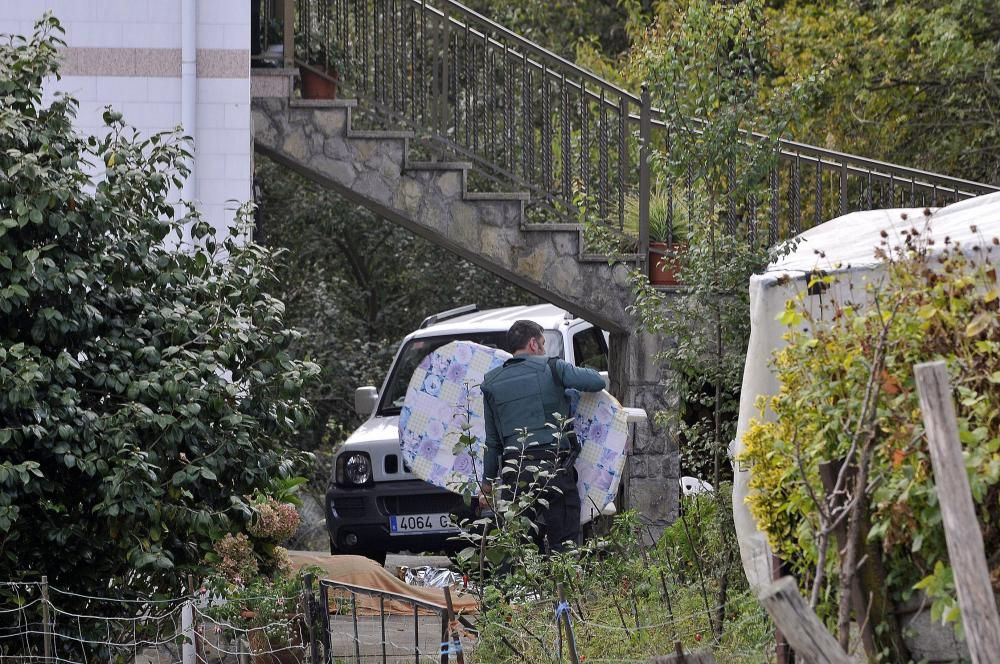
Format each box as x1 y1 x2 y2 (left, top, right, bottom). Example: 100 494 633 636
732 191 1000 590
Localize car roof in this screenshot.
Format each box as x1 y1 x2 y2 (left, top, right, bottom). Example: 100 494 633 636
415 304 579 337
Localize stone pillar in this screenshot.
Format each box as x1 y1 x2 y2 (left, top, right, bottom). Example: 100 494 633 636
609 328 679 543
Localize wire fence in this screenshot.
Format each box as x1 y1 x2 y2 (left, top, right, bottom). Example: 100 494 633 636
1 565 773 663
0 579 193 663
0 576 471 664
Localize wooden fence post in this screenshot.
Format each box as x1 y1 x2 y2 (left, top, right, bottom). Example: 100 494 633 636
758 577 850 664
914 361 1000 664
302 573 320 664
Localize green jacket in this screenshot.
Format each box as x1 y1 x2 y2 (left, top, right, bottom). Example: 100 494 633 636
481 355 605 481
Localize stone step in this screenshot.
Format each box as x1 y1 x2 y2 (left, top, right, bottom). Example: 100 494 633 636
289 98 358 108
463 191 529 202
521 223 583 233
578 252 641 263
253 94 634 332
347 129 416 140
404 160 474 171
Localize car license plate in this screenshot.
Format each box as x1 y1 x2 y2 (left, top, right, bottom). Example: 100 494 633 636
389 513 456 535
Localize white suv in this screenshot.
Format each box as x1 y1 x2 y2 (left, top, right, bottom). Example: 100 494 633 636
325 303 610 564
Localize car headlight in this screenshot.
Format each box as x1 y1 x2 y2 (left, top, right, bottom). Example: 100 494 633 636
337 452 372 486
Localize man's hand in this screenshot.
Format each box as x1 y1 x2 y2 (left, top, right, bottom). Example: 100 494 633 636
477 482 492 510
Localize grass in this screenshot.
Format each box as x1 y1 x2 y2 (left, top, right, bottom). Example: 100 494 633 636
462 504 775 663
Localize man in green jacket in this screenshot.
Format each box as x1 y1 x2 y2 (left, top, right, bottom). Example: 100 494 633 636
479 320 606 552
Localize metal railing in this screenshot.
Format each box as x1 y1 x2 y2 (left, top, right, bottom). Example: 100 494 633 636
317 578 469 663
264 0 1000 259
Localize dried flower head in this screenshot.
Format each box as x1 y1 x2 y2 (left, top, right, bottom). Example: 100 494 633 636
214 533 258 585
248 498 301 542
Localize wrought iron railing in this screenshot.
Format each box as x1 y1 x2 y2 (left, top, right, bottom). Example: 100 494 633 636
261 0 1000 259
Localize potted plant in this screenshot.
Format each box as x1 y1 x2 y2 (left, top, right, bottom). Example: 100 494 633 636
296 31 344 100
643 187 687 286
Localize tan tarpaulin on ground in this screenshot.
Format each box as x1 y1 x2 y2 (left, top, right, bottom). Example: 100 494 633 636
288 551 479 617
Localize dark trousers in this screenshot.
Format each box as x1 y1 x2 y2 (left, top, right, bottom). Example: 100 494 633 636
499 446 580 553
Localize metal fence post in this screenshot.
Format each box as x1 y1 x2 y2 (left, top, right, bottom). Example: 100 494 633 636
444 586 464 664
41 575 52 662
638 83 651 267
351 593 361 663
556 584 579 664
319 580 333 664
282 0 295 68
439 10 451 137
439 606 449 664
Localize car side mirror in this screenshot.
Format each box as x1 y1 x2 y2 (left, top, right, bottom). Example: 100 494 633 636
599 371 610 390
354 386 378 417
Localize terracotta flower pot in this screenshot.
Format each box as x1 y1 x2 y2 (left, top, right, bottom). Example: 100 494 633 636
300 67 338 100
648 241 685 286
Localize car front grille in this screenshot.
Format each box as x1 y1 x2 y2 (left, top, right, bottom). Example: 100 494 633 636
380 493 463 515
332 496 366 518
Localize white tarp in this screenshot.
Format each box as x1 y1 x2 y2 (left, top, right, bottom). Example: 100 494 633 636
732 191 1000 591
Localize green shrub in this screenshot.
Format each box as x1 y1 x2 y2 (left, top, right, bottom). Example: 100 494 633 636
740 219 1000 635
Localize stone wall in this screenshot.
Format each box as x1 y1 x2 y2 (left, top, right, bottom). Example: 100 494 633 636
610 330 680 542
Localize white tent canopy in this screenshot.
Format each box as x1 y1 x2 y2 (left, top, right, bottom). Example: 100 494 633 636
732 191 1000 591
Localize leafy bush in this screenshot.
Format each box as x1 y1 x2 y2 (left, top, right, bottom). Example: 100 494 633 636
740 217 999 635
0 15 318 620
204 568 315 644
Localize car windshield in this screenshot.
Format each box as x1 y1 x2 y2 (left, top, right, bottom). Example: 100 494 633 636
377 330 563 415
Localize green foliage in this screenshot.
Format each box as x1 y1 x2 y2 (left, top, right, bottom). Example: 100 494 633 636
0 14 318 615
763 0 1000 184
464 506 771 663
628 234 773 481
620 0 813 482
630 0 821 198
608 6 807 647
658 488 743 595
460 0 630 61
450 419 765 661
740 221 1000 633
604 0 998 184
203 566 322 644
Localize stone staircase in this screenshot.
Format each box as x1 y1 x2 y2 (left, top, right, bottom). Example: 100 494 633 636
251 74 635 333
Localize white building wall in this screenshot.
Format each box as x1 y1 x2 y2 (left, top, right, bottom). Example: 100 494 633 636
1 0 252 239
